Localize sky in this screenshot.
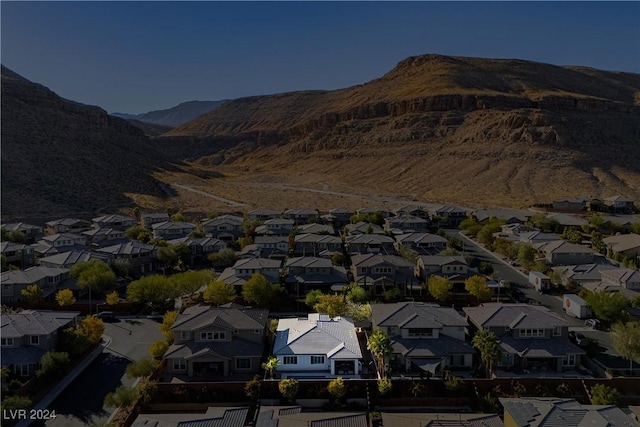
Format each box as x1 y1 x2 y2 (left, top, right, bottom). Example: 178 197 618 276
2 2 639 114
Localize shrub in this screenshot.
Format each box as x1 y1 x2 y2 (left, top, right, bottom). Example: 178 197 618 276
149 340 169 359
104 385 138 408
244 375 261 400
327 377 346 403
279 378 299 403
377 378 392 396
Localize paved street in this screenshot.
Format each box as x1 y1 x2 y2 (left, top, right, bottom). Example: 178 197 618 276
37 318 163 427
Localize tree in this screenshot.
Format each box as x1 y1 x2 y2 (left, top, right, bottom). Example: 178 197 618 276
244 375 262 400
2 230 26 243
104 385 138 408
346 301 372 322
278 378 299 403
1 395 32 414
125 225 150 242
60 327 92 358
36 351 70 380
590 384 619 405
170 212 185 222
305 289 323 308
367 330 392 378
79 315 105 345
327 377 346 403
465 275 494 303
149 339 169 359
1 254 8 272
611 321 640 374
331 252 345 266
584 290 630 323
56 288 76 307
20 284 43 306
157 243 190 270
125 357 158 379
262 356 279 380
160 311 178 343
517 244 536 270
377 378 392 396
631 223 640 235
561 227 583 244
427 275 453 302
106 290 119 306
203 280 236 305
314 294 347 318
238 236 253 249
383 287 403 303
242 273 281 307
171 270 216 296
472 330 502 378
478 261 494 275
208 248 238 268
71 260 117 293
127 275 178 312
109 258 134 278
345 283 368 303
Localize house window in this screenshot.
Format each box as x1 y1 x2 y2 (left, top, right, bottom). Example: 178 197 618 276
519 328 545 338
30 335 40 345
562 354 576 366
1 338 14 346
283 356 298 365
310 355 325 364
553 327 561 336
15 364 30 377
200 331 226 341
408 328 433 337
450 355 465 367
181 331 190 340
173 358 186 371
236 358 251 370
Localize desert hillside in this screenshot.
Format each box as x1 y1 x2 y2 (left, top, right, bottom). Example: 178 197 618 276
1 66 174 217
113 100 227 127
161 55 640 207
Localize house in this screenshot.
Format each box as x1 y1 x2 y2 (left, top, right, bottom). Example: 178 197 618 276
39 233 86 249
350 254 416 295
551 197 589 211
38 250 112 269
296 223 335 235
92 214 136 230
164 305 268 378
371 302 474 374
394 233 447 255
603 233 640 260
534 240 595 265
151 221 197 239
1 266 70 303
45 218 92 235
247 208 281 221
546 213 588 228
322 208 354 228
500 397 636 427
551 263 614 287
132 407 249 427
218 258 282 288
603 195 635 214
415 255 470 282
283 257 348 294
255 218 295 236
273 313 362 378
428 205 469 227
141 212 170 227
82 228 125 246
254 236 290 253
201 215 244 241
1 222 44 244
166 237 228 263
600 267 640 293
519 231 562 245
283 208 319 225
345 234 396 255
294 234 342 257
464 303 585 373
97 241 157 275
342 221 385 236
394 205 429 218
257 406 367 427
382 412 504 427
472 209 530 224
384 216 429 234
0 241 35 268
356 207 392 218
1 310 79 378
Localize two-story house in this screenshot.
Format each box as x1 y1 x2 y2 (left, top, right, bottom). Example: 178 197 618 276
534 240 595 265
254 218 295 236
428 205 469 227
371 302 474 374
295 223 335 235
152 221 197 239
166 237 228 264
603 234 640 260
247 208 281 221
1 266 71 303
322 208 354 229
0 241 35 268
1 310 79 378
350 254 416 296
415 256 471 290
39 233 87 249
345 234 396 255
38 250 113 269
201 215 244 241
599 267 640 298
284 208 319 225
394 205 429 218
218 258 282 288
294 234 342 257
394 233 447 256
603 195 635 214
82 228 126 247
283 257 348 295
164 305 268 378
92 214 137 230
141 212 170 227
97 241 158 275
273 313 362 378
384 216 429 235
356 207 392 219
45 218 92 235
2 223 44 244
464 303 585 373
342 221 385 236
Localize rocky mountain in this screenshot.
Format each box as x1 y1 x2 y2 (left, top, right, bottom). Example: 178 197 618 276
1 66 174 217
112 100 227 127
163 55 640 207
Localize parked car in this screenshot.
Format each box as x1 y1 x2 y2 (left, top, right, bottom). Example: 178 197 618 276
585 319 601 329
96 311 116 322
511 289 528 303
570 332 590 346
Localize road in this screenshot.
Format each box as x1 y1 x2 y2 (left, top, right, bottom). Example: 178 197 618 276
173 183 249 207
38 318 163 427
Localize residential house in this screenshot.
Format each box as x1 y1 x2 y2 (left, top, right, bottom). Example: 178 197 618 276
296 223 335 235
546 213 588 228
254 218 295 236
164 305 268 377
294 234 342 257
350 254 416 295
342 221 385 236
97 241 157 275
218 258 282 288
82 228 125 246
39 233 86 249
273 313 362 378
371 302 474 374
382 412 504 427
500 397 636 427
201 215 244 241
1 310 79 378
0 241 35 268
257 406 367 427
92 214 136 230
464 303 585 373
283 257 348 294
428 205 469 227
415 255 470 284
38 250 112 269
253 236 290 259
598 267 640 298
356 207 392 219
603 195 635 214
394 205 429 218
1 266 71 303
322 208 354 229
283 208 319 225
497 224 537 240
166 237 228 264
603 233 640 261
141 212 170 227
152 221 197 239
472 209 529 224
519 231 562 245
247 208 281 221
384 216 429 235
345 234 396 255
2 223 44 244
534 240 595 265
551 197 589 211
132 407 249 427
394 233 447 255
45 218 92 235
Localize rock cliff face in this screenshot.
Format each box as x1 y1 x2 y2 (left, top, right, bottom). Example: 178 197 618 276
1 66 173 217
161 55 640 207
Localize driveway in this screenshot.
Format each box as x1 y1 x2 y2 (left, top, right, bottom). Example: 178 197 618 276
38 318 163 427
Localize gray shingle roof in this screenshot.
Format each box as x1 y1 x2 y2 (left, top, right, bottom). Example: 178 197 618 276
132 407 248 427
464 303 568 329
499 336 585 358
372 302 467 329
391 334 474 358
38 250 112 267
201 215 243 226
382 412 504 427
1 266 70 286
171 305 269 332
151 221 196 231
1 310 79 338
350 254 413 269
97 240 156 255
257 406 367 427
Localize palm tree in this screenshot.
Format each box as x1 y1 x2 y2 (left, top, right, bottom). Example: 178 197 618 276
261 356 279 380
368 330 392 378
472 330 502 378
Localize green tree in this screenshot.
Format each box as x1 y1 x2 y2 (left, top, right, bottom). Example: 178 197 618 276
444 372 466 395
1 395 32 414
159 311 178 343
465 275 494 303
203 280 237 305
242 273 281 307
368 330 392 378
314 294 347 318
584 290 630 323
106 290 119 306
377 378 392 396
331 252 345 266
427 275 453 302
56 288 76 307
2 230 26 243
630 223 640 235
170 212 185 222
262 356 279 380
127 275 178 312
138 379 158 404
561 227 583 244
59 327 92 358
208 248 238 268
20 284 43 306
158 243 191 270
104 385 138 408
244 375 262 400
125 357 158 379
611 321 640 375
171 270 216 296
305 289 324 308
36 351 70 380
71 260 117 293
109 258 134 278
383 287 403 302
345 283 368 303
517 244 536 270
125 225 150 241
149 339 169 359
590 384 619 405
1 254 8 272
238 236 253 250
472 329 502 378
278 378 299 403
79 315 105 345
346 301 372 322
478 261 494 275
327 377 346 403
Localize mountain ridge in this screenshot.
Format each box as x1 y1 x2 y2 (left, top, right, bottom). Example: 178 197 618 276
112 100 227 127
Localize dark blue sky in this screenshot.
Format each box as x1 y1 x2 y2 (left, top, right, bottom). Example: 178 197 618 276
2 2 639 114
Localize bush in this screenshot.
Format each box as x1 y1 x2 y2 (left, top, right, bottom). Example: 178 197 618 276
36 351 70 380
244 375 261 401
149 340 169 359
279 378 299 403
125 357 158 379
138 379 158 404
327 377 346 403
104 385 138 408
377 378 392 396
590 384 619 405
